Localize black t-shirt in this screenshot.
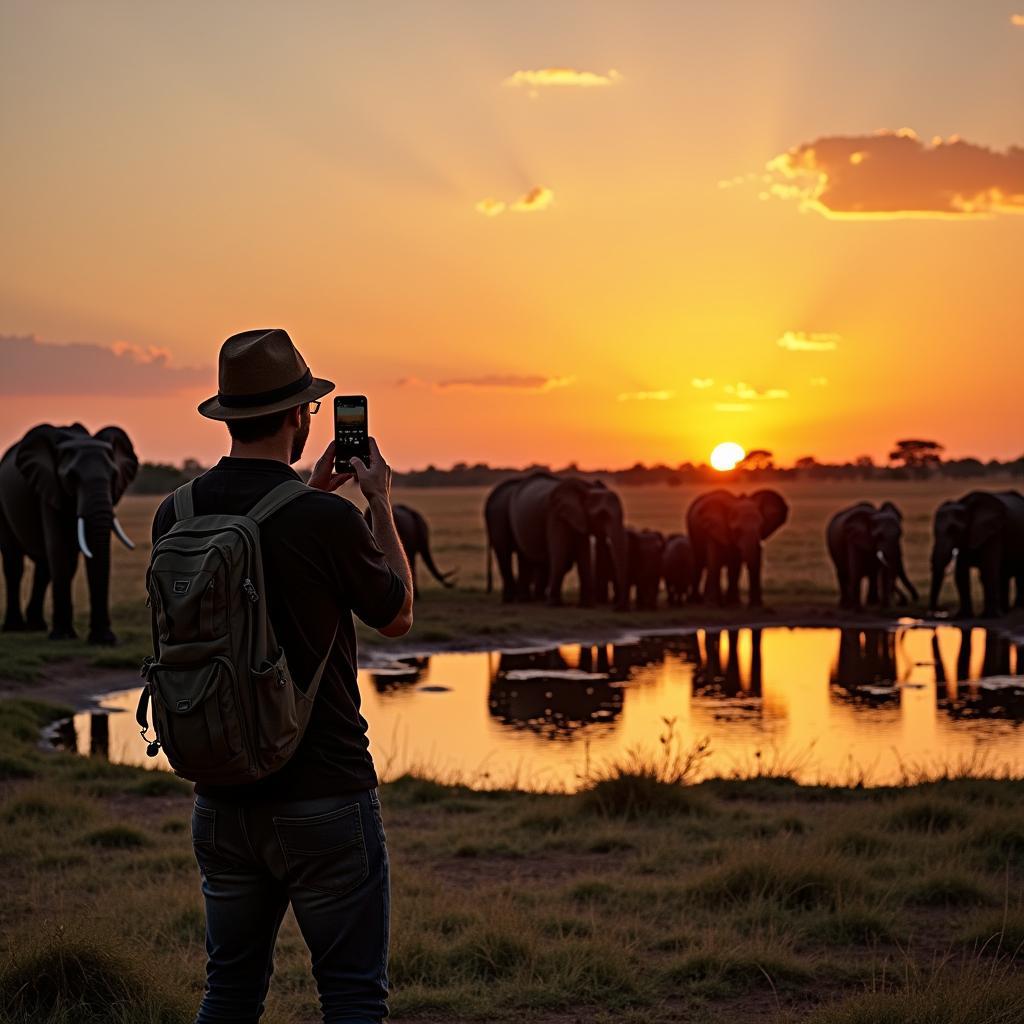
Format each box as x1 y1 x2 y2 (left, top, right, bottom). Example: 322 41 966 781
151 456 407 802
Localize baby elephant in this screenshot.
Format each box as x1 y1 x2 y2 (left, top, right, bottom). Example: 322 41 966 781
827 501 917 610
627 527 665 610
661 532 694 606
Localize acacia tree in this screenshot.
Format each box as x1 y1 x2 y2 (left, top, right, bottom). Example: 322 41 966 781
740 449 774 472
888 439 944 477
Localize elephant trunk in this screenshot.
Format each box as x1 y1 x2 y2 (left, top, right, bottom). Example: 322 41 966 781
929 542 954 611
78 487 115 641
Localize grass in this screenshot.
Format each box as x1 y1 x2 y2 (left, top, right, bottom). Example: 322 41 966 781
2 699 1024 1023
3 478 1023 684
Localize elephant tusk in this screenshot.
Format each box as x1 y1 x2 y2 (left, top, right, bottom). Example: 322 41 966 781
112 516 135 550
876 549 889 567
77 517 94 560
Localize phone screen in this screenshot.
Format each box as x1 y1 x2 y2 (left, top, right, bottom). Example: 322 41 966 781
334 396 369 471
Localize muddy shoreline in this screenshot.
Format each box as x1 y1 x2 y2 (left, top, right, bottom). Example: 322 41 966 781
4 603 1022 716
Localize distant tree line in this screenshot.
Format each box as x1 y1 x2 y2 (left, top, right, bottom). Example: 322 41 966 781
127 439 1024 494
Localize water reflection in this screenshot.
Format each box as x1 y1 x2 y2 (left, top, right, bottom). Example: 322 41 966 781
488 648 624 735
55 626 1024 790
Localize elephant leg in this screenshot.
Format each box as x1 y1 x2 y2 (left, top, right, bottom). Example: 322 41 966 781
25 559 50 630
845 550 863 610
43 515 77 640
495 546 518 602
953 557 972 619
724 553 741 606
1 537 26 631
834 560 850 609
546 531 574 607
575 535 594 608
747 552 763 607
866 569 880 607
704 547 724 604
979 547 1003 618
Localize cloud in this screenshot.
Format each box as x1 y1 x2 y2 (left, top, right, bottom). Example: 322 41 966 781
809 376 829 387
617 390 674 402
764 129 1024 218
0 333 207 396
437 374 574 392
475 198 507 217
714 403 752 413
777 331 840 352
476 186 554 217
691 377 715 389
724 382 789 401
504 68 621 90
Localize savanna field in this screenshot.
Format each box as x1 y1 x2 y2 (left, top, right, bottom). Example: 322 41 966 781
2 479 1024 1023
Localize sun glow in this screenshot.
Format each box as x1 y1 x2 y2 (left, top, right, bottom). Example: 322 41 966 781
710 442 745 471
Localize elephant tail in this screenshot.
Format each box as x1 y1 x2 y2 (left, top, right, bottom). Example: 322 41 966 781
420 533 456 589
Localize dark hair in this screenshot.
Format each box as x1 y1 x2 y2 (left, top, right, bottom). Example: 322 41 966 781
225 410 290 443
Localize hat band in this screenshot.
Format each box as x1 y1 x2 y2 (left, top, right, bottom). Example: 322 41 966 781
218 368 313 409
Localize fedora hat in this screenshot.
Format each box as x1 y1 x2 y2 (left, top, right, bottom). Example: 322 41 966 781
198 329 335 420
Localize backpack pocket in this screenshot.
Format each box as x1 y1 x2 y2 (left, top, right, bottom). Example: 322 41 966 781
148 659 250 781
252 648 313 768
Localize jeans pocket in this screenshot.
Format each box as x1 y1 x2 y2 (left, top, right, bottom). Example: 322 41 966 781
273 803 369 897
190 803 232 878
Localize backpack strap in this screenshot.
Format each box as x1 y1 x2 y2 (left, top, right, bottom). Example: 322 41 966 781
247 479 312 524
172 480 195 520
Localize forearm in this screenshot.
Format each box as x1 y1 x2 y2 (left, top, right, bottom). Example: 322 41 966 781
367 495 413 595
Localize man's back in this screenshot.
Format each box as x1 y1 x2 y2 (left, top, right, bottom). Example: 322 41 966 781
152 455 406 801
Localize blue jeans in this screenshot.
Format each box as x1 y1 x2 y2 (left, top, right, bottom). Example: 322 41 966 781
190 789 390 1023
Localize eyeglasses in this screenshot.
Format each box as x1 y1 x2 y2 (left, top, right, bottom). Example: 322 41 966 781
307 400 321 415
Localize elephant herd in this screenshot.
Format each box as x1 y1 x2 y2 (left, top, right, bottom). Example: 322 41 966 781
484 472 790 610
482 471 1024 619
2 421 1022 648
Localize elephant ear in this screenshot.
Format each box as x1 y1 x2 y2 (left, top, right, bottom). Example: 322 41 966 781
93 426 139 503
751 489 789 539
966 493 1005 550
551 481 588 534
879 501 902 520
13 424 78 509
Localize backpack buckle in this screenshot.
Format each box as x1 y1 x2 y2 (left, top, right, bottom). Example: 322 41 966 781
242 578 259 603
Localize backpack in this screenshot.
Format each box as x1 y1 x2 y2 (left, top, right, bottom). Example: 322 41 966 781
135 478 336 784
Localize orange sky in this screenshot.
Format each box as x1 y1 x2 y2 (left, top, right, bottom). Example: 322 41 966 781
1 1 1022 471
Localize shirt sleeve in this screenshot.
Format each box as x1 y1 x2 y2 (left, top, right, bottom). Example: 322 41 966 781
327 501 408 629
151 494 175 545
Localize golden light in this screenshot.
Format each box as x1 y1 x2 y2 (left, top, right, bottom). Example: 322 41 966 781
710 441 745 471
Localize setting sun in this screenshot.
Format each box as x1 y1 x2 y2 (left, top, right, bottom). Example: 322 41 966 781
710 442 746 471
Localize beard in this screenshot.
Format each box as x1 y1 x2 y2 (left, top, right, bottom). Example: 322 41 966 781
289 408 311 464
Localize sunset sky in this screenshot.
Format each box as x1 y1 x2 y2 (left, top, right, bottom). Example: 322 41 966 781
2 1 1022 471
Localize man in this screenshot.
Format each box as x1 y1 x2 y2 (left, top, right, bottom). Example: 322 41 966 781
152 328 413 1023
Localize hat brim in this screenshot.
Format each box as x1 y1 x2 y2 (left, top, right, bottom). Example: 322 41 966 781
198 377 336 421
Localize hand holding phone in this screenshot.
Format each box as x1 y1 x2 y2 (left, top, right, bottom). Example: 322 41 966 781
334 395 369 473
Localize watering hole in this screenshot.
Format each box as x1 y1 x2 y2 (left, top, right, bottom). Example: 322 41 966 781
50 625 1024 790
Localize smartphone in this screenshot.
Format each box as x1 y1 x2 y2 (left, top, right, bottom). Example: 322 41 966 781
334 395 369 473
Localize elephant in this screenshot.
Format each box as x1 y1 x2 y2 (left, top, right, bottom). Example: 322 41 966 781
661 532 694 607
626 527 665 610
0 423 139 643
826 501 918 610
686 489 789 606
486 473 629 609
484 476 535 602
928 490 1024 618
364 503 455 594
